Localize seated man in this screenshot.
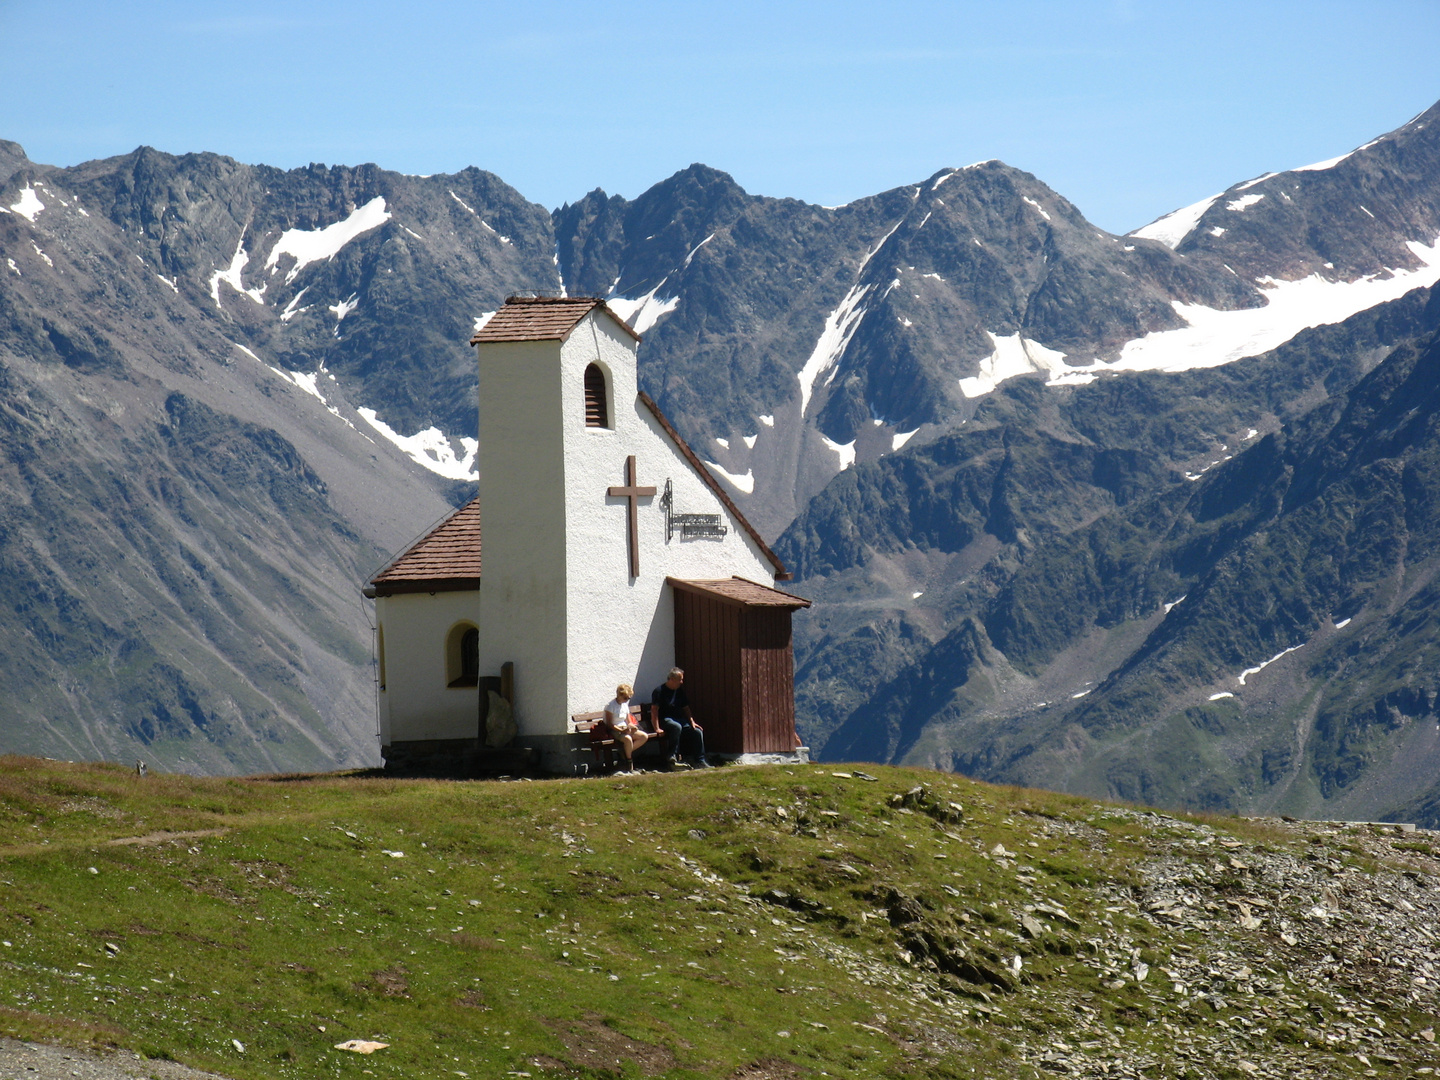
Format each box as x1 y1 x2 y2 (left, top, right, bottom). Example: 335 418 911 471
650 667 709 768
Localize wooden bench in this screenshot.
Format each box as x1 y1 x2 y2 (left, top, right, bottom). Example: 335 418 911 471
571 705 663 772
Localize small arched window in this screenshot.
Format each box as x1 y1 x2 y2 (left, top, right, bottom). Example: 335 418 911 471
584 363 608 428
447 623 480 688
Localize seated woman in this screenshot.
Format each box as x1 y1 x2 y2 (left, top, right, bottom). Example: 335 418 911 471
604 683 648 770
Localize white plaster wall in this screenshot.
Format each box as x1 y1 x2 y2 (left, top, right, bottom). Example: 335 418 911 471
561 311 778 722
477 338 569 737
376 590 481 742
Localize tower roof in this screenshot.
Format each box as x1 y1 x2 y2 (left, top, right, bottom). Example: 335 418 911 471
469 296 641 345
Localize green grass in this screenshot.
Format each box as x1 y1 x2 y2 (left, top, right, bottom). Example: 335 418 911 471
0 757 1430 1079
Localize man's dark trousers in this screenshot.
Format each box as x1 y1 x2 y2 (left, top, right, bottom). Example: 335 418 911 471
660 718 705 764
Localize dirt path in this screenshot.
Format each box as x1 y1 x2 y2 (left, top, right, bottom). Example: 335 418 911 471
0 1038 232 1080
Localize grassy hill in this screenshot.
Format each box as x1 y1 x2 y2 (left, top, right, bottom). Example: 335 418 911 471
0 757 1434 1079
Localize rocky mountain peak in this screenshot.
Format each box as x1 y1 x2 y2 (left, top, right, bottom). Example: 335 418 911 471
1136 99 1440 286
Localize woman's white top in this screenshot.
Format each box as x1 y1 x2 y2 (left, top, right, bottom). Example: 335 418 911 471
605 698 632 730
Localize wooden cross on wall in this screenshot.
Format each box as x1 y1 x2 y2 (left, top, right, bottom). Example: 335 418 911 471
607 455 657 577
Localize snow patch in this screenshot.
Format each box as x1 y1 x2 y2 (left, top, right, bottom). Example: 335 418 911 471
280 287 311 323
921 272 946 282
474 311 496 333
1236 172 1278 191
209 237 266 307
703 461 754 494
742 433 757 449
714 437 729 449
1294 138 1378 174
156 274 178 293
682 234 715 268
797 284 871 415
1131 192 1222 249
821 435 856 471
254 361 360 432
1050 237 1440 383
265 197 391 284
607 280 679 336
1163 595 1187 614
448 191 477 215
1208 692 1235 701
1209 227 1226 238
1334 617 1352 630
758 414 774 427
30 242 51 268
9 185 43 222
230 341 261 363
281 369 327 403
401 225 423 241
931 170 957 190
892 428 919 452
5 258 18 276
329 293 359 322
359 408 478 481
1237 645 1303 686
1226 193 1265 213
960 332 1069 398
1022 196 1051 221
912 591 924 599
796 217 904 415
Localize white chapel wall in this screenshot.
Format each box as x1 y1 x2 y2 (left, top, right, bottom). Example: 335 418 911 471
376 589 481 743
560 312 777 726
476 338 570 737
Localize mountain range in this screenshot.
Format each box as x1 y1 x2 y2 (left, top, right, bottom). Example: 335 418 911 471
3 101 1440 823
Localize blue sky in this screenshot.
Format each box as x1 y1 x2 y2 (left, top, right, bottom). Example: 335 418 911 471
2 0 1437 234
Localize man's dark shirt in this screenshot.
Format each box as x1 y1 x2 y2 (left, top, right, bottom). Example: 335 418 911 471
651 682 691 722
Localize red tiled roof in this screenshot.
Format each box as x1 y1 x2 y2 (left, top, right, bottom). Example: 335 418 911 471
667 577 811 609
370 499 480 595
469 296 641 345
639 391 790 580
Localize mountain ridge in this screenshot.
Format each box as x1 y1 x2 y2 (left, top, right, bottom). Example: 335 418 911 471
3 100 1440 813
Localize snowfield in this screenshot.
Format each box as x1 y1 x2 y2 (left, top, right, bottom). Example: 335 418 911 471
265 197 392 284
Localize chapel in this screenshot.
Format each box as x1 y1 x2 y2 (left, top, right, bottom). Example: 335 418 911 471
365 296 810 775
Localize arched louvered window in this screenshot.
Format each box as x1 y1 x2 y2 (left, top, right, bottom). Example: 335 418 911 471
584 363 609 428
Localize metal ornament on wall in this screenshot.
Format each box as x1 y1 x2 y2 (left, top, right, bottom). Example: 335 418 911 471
661 479 728 541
